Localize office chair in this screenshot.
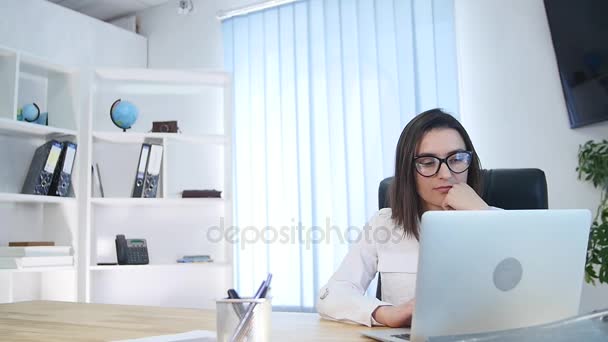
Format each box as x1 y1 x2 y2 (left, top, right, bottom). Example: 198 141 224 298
375 168 548 300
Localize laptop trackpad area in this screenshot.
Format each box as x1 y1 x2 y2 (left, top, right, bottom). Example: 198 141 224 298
361 328 411 342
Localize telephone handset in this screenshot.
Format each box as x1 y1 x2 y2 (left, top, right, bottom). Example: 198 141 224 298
115 234 149 265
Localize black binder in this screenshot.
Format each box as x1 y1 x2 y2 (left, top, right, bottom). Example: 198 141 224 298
143 144 163 198
49 142 77 197
22 140 64 195
132 143 151 198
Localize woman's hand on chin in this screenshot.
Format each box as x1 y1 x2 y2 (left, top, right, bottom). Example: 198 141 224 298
441 183 489 211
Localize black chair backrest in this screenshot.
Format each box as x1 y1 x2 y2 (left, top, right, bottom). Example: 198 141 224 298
375 168 548 300
378 168 548 210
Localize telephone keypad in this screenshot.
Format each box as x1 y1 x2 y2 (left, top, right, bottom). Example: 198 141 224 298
126 246 149 265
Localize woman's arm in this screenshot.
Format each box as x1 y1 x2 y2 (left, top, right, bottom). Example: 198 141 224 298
315 212 392 327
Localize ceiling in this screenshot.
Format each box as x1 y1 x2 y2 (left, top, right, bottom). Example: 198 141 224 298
47 0 171 21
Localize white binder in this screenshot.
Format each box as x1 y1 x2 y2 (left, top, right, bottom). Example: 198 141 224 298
143 144 163 198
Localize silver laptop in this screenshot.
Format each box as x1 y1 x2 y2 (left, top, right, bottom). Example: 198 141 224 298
362 209 591 342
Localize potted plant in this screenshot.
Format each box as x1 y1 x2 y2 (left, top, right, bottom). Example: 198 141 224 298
577 139 608 284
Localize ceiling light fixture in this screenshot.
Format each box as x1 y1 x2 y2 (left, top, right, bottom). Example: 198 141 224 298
177 0 194 15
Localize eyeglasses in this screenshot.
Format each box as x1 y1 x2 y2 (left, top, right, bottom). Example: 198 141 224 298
414 151 473 177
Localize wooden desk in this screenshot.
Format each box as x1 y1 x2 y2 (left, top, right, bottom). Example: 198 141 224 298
0 301 381 341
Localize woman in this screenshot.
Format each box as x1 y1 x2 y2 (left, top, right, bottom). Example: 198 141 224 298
316 108 491 327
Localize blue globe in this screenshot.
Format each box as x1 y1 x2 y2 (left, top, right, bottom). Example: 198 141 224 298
110 100 138 131
22 103 40 122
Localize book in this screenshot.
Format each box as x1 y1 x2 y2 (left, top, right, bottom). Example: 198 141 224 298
182 190 222 198
90 163 106 198
9 241 55 247
0 256 74 269
95 163 105 198
177 255 213 263
182 255 212 259
0 246 72 257
177 259 214 263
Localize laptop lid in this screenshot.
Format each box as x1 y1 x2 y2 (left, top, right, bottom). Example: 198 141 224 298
410 209 591 342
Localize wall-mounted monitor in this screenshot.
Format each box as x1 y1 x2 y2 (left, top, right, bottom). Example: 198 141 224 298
544 0 608 128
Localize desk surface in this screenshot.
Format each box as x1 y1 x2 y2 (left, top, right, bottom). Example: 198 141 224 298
0 301 383 341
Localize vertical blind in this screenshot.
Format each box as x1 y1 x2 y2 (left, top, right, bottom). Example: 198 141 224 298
223 0 458 311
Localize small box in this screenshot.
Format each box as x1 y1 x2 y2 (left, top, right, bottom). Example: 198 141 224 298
151 120 179 133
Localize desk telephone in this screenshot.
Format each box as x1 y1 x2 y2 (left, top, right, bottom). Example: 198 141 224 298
115 234 149 265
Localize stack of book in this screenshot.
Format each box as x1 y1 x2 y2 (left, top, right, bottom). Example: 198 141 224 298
0 244 73 269
176 255 213 263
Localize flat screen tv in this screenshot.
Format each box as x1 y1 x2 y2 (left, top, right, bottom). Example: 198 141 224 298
544 0 608 128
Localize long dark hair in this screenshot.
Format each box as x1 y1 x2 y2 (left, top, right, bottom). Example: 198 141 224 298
389 108 482 240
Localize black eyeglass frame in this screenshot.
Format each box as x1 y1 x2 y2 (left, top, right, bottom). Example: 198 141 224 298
413 150 473 177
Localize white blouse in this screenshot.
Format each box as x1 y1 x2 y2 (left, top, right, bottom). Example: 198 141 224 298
316 208 419 327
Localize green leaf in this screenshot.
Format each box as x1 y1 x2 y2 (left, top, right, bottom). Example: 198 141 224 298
577 139 608 284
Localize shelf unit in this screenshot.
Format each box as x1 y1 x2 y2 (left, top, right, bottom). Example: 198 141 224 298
0 45 80 304
0 192 77 205
92 131 227 145
0 118 77 139
83 68 233 309
0 45 233 310
89 262 230 271
90 197 224 207
0 266 76 273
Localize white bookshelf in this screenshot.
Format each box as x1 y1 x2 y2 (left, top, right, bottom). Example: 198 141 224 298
93 131 227 145
90 197 224 207
84 68 234 309
89 262 230 271
0 266 76 273
0 45 80 304
95 68 229 86
0 47 18 119
0 46 234 309
0 117 77 139
0 192 76 205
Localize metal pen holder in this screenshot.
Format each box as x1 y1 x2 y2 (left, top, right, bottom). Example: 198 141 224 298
216 297 272 342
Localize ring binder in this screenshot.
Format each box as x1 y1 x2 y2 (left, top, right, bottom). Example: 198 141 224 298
49 141 77 197
132 143 151 198
143 144 163 198
22 140 64 196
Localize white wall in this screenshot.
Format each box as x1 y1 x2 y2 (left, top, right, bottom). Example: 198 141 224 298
454 0 608 313
0 0 146 68
138 0 258 68
109 15 137 34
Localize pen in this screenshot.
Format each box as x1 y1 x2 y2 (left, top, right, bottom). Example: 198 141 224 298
260 274 272 298
227 289 246 319
230 274 272 341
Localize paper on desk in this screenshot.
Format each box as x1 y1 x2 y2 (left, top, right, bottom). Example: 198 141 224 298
112 330 216 342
